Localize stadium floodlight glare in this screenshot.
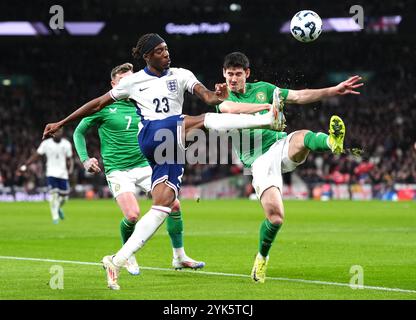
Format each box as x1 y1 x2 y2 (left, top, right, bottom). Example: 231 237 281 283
0 21 106 36
326 18 362 32
64 22 105 35
0 22 37 36
32 22 51 35
229 3 242 11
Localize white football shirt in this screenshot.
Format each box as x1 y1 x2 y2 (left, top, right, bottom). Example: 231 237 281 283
109 67 200 120
37 138 73 179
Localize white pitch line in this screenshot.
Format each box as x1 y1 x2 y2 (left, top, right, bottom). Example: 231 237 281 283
1 255 415 295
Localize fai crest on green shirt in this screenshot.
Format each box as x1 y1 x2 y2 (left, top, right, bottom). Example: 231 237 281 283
166 79 178 93
256 92 266 102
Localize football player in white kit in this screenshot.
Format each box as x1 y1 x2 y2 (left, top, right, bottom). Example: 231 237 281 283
19 128 73 224
42 33 281 289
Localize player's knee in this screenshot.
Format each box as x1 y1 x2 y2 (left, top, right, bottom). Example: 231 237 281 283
295 130 310 145
263 201 284 224
269 214 284 225
171 199 181 212
153 196 174 208
124 208 140 222
152 186 176 207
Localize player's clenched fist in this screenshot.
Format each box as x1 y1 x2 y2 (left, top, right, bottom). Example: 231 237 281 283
83 158 101 173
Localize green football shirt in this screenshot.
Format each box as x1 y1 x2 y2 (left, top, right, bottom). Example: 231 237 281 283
217 81 289 167
73 100 149 174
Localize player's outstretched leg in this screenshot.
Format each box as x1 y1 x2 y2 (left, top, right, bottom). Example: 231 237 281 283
296 115 346 157
117 192 142 275
167 200 205 270
103 209 168 289
185 98 280 133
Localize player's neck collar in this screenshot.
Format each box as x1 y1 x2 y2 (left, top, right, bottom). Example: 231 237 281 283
144 66 169 78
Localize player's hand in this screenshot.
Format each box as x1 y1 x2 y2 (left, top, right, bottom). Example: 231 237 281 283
83 158 101 174
15 165 27 176
215 83 229 101
42 122 62 140
333 75 364 95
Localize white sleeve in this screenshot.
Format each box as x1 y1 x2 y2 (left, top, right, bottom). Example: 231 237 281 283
109 76 131 101
65 141 73 157
179 68 200 94
36 141 46 155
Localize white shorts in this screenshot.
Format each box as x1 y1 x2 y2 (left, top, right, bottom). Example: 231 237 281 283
251 132 306 199
106 166 152 198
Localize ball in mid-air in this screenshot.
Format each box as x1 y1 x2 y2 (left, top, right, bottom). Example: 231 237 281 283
290 10 322 42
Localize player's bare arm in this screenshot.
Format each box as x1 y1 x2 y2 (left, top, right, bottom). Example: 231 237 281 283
218 101 271 114
193 83 229 105
17 152 42 173
286 75 363 104
42 92 114 139
67 157 74 175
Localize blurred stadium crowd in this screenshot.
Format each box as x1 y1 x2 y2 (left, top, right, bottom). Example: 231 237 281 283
0 1 415 199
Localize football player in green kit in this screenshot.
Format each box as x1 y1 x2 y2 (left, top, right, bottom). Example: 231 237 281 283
73 63 204 275
217 52 363 283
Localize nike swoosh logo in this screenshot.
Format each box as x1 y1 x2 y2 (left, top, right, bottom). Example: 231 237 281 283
139 87 149 92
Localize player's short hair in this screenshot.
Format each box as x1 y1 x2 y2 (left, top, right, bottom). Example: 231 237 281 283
110 63 133 80
223 52 250 70
132 33 165 60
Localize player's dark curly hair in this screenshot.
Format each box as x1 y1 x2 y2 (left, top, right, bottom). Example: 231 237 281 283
132 33 155 60
223 52 250 70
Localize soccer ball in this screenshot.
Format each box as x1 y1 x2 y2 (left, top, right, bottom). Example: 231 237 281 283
290 10 322 42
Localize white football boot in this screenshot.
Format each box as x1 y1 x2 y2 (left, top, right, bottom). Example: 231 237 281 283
102 255 121 290
124 255 140 276
172 255 205 270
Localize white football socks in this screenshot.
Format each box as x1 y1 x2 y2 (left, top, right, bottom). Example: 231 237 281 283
112 205 171 267
58 194 68 207
49 192 60 221
172 247 186 260
204 112 272 131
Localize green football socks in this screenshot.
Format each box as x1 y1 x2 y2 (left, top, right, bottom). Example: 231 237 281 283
259 219 282 257
304 131 331 152
120 217 136 245
166 210 184 249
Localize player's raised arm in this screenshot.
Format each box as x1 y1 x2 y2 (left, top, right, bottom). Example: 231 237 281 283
193 83 229 105
286 75 364 104
218 101 271 114
42 92 114 139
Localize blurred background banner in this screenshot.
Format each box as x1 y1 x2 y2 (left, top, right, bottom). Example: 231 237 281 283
1 0 415 201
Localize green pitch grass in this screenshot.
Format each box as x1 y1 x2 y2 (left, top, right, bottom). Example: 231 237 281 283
0 199 415 300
